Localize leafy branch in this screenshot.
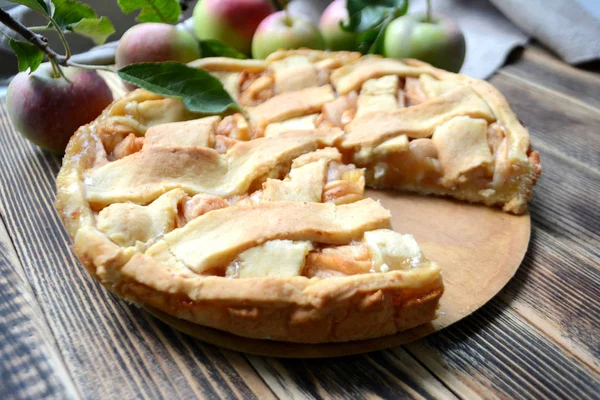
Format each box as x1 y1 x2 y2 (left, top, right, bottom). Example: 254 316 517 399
1 7 66 77
0 6 112 77
1 0 240 114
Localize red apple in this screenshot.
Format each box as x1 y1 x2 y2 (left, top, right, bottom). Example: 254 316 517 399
383 14 466 73
319 0 357 51
116 23 201 67
193 0 275 55
6 64 113 153
252 11 325 59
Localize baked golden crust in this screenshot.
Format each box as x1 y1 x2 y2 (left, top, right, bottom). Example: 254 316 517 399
56 49 541 343
72 224 442 343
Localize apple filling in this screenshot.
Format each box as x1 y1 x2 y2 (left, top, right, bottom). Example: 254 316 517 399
348 115 521 203
216 113 252 141
238 71 274 107
224 229 430 279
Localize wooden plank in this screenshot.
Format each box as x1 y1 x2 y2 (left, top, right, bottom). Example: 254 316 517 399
247 349 459 400
498 150 600 372
0 101 275 400
489 74 600 172
525 149 600 263
469 60 600 373
399 152 600 396
0 213 79 399
406 299 600 400
501 47 600 110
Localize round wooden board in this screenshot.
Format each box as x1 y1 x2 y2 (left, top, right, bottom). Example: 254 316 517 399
145 191 530 358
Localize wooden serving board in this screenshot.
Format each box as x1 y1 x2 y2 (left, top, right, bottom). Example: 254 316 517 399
146 190 530 358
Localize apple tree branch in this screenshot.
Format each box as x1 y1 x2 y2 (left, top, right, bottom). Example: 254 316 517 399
0 8 114 76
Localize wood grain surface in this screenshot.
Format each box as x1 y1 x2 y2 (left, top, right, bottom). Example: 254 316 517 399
0 46 599 399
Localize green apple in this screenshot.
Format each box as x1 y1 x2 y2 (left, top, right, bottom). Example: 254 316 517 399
193 0 275 56
252 11 325 60
319 0 357 51
383 14 466 73
116 23 201 68
6 64 113 153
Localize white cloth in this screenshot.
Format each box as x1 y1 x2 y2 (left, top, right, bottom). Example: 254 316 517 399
490 0 600 65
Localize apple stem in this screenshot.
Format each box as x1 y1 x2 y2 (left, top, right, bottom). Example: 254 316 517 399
49 58 68 80
46 16 72 60
273 0 291 24
426 0 432 22
285 11 292 26
283 4 291 25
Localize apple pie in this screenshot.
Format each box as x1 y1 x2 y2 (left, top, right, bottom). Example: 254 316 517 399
56 49 540 343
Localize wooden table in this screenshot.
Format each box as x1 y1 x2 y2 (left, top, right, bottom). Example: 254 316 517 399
1 46 599 399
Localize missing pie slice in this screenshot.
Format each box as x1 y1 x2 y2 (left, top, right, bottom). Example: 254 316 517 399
56 50 540 343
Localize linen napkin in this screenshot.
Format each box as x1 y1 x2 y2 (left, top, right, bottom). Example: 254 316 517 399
490 0 600 65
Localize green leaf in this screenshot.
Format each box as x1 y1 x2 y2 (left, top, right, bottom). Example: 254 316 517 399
117 62 239 114
68 17 115 44
9 39 44 72
367 15 394 54
356 27 379 54
47 0 115 44
50 0 97 29
117 0 181 23
8 0 49 15
341 0 408 54
199 40 247 60
342 0 395 32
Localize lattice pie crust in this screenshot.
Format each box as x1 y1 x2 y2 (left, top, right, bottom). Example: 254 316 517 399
56 50 540 342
